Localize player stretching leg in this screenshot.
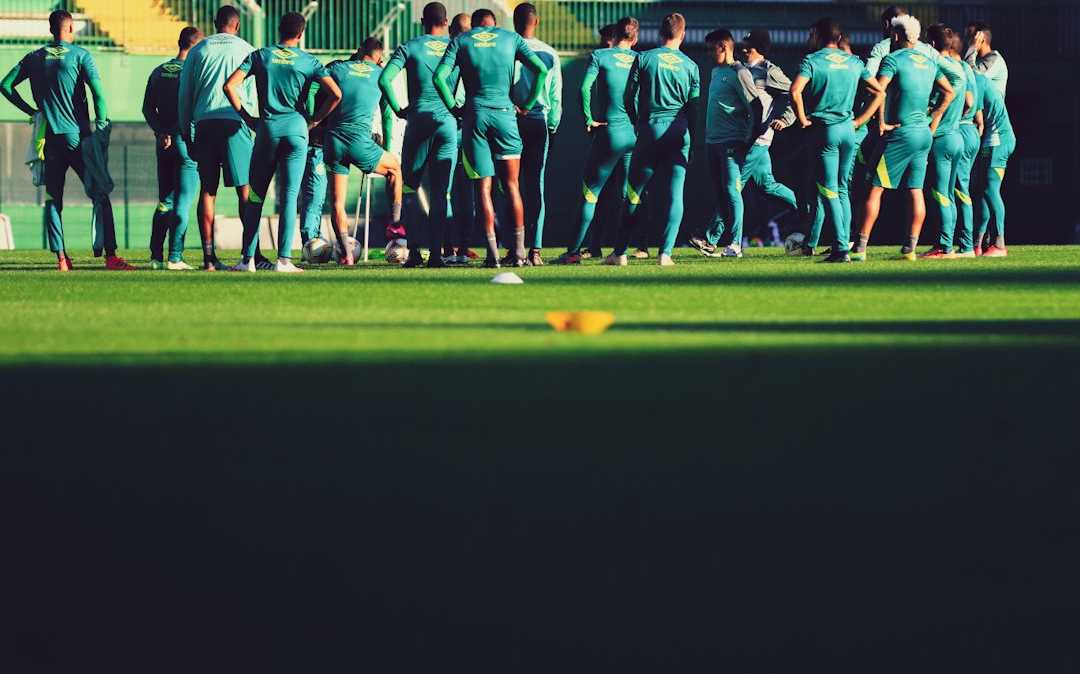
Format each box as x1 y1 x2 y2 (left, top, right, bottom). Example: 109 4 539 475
0 10 134 271
791 19 883 263
433 8 549 268
379 2 460 269
688 29 756 259
297 58 344 247
319 39 401 266
178 6 271 271
554 17 638 265
606 13 700 267
512 3 562 266
851 15 954 262
143 27 204 270
972 72 1014 257
920 25 970 259
224 12 341 273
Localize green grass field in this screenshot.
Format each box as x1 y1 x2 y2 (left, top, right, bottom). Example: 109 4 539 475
4 245 1079 668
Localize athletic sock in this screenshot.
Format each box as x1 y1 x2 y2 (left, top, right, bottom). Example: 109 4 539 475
514 228 526 260
391 201 403 224
853 234 870 253
904 235 918 253
203 242 214 259
994 235 1005 249
485 232 499 260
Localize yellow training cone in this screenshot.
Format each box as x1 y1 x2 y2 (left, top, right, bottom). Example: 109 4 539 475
546 311 616 335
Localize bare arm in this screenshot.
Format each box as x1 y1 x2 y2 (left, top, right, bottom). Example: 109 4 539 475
308 74 341 129
928 75 955 135
789 74 811 128
223 67 256 127
854 76 886 129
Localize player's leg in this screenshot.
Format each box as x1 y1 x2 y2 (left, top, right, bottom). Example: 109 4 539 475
953 126 979 254
399 116 432 265
235 130 276 269
656 126 690 264
150 141 177 266
809 125 845 259
925 134 960 256
518 116 549 261
298 145 327 245
326 171 353 265
272 134 309 269
193 121 223 269
167 136 199 267
902 129 933 258
560 127 619 261
67 134 129 268
830 127 858 259
424 118 458 268
982 136 1014 256
692 143 727 253
609 128 657 262
720 142 747 256
489 109 527 265
746 144 798 212
42 134 72 268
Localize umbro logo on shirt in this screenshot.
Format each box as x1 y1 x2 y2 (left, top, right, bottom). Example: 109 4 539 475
272 48 297 65
349 62 373 77
614 52 635 69
910 53 930 69
473 32 497 48
425 41 447 56
658 52 681 71
825 53 850 70
44 46 67 59
161 62 183 78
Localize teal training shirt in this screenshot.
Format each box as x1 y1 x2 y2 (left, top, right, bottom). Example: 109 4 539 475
386 34 456 116
239 44 328 137
629 46 700 121
143 57 185 135
704 62 756 144
932 55 967 137
178 31 255 132
967 49 1007 99
14 41 98 135
797 47 871 125
978 73 1013 148
879 48 940 127
581 46 635 127
959 61 980 125
437 27 536 110
867 38 941 77
324 57 383 140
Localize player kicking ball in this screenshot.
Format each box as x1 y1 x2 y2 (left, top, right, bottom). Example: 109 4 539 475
223 12 341 272
433 8 549 268
605 13 700 267
0 10 134 271
851 15 955 262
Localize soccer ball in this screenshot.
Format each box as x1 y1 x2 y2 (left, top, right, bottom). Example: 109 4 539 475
384 238 408 265
332 236 363 263
784 232 807 256
301 237 334 264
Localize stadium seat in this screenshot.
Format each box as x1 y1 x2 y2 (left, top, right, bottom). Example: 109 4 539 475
75 0 186 53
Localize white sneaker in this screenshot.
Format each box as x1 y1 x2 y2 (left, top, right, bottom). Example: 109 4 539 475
603 253 628 266
720 245 743 258
658 253 675 266
166 260 194 271
229 259 256 273
274 259 304 273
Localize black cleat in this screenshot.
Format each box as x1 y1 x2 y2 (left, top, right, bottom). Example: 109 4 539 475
821 251 851 263
483 255 501 269
798 244 816 257
426 255 446 269
687 235 717 256
403 249 425 268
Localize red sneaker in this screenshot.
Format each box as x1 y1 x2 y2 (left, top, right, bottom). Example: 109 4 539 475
982 245 1008 258
919 246 956 259
105 255 136 271
973 246 983 257
339 253 355 266
57 256 72 272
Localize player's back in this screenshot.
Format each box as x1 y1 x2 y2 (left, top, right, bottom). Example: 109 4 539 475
393 34 452 116
588 46 635 125
21 42 93 134
933 55 967 136
960 61 980 124
880 48 938 127
978 73 1013 146
184 32 254 120
450 26 531 110
246 44 324 135
977 50 1008 98
633 46 699 121
148 58 185 133
325 58 382 138
799 48 864 124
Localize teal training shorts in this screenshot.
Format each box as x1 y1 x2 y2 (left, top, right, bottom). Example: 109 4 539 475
194 119 254 188
460 107 521 180
981 132 1016 168
401 111 458 188
324 130 384 175
870 124 933 190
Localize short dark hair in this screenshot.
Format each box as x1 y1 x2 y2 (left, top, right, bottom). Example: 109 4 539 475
450 13 470 38
947 31 963 54
422 2 448 28
704 29 734 47
742 29 771 56
659 13 686 41
810 17 843 49
178 26 203 50
598 23 617 45
979 24 993 45
278 12 305 40
616 16 639 43
513 3 538 32
48 10 72 38
471 9 496 27
361 37 383 57
215 6 242 31
926 24 952 51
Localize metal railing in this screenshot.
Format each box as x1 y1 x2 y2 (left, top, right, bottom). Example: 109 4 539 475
0 0 117 48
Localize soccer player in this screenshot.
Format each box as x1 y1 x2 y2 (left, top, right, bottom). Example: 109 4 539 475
851 15 955 262
379 2 459 269
296 57 345 247
605 13 699 267
790 18 884 263
737 30 798 243
178 5 264 271
223 12 341 273
687 29 757 260
0 10 133 271
511 3 562 266
143 26 204 270
972 72 1014 257
432 8 549 268
964 22 1007 98
443 12 475 264
553 16 639 265
866 5 942 77
953 32 984 257
920 25 969 259
320 39 400 266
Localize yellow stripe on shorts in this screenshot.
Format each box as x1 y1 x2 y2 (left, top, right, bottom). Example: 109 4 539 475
460 150 480 179
875 155 892 189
